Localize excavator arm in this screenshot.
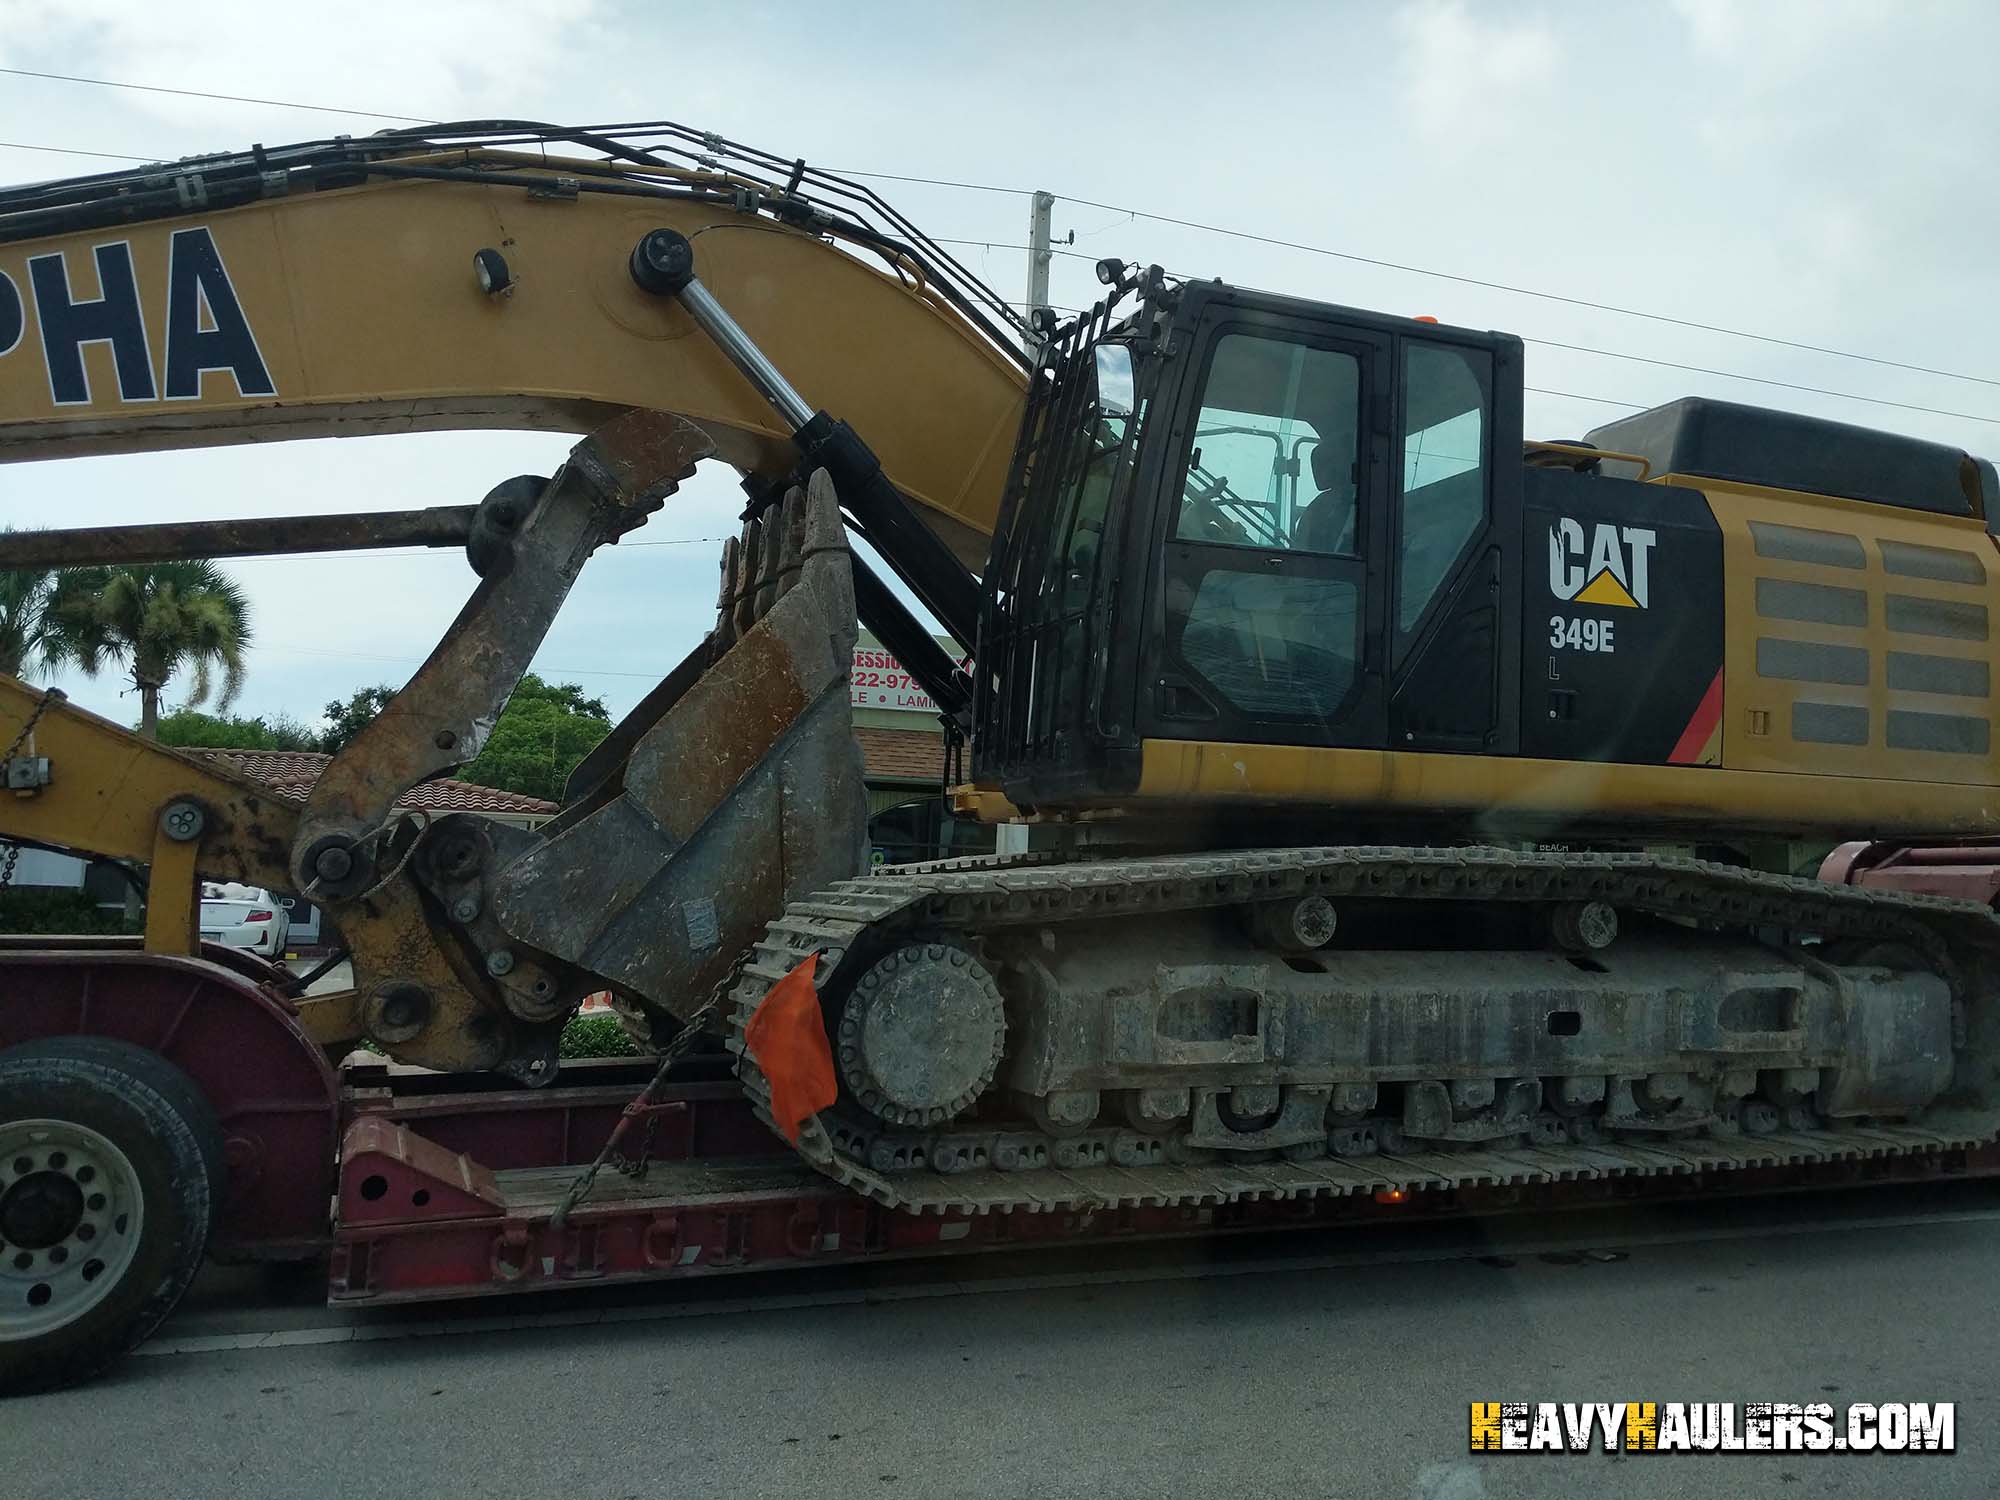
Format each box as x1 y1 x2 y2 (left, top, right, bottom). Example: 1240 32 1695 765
0 126 1028 559
0 123 1033 1077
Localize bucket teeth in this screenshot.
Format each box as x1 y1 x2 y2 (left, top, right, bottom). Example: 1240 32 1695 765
802 466 845 557
775 484 808 599
713 535 740 649
807 468 858 657
714 469 843 642
753 499 785 620
730 514 762 639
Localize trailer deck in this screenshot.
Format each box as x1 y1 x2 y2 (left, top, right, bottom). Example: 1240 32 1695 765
325 1053 2000 1307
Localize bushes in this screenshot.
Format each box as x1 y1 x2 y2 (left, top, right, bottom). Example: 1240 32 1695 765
0 888 135 936
560 1012 639 1059
344 1011 638 1062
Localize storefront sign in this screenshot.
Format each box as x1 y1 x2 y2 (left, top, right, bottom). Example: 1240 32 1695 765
850 644 965 713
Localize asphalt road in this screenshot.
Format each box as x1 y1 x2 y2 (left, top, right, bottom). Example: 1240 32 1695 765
8 1181 2000 1500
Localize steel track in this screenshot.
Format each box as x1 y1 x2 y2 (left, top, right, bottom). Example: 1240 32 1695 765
725 845 2000 1215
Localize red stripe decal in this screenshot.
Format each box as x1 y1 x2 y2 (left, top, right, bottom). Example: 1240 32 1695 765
1667 669 1724 765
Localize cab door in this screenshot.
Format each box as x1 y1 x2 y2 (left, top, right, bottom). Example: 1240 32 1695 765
1384 336 1520 754
1144 317 1392 748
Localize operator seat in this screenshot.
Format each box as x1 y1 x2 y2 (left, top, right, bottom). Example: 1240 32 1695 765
1292 439 1357 554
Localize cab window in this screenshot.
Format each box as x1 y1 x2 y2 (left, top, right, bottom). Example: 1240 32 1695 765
1174 335 1362 556
1165 331 1368 729
1396 342 1491 649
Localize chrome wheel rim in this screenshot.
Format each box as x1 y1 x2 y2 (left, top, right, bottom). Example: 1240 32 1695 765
0 1119 145 1340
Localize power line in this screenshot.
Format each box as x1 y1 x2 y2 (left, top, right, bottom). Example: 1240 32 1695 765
866 175 2000 395
223 550 454 564
207 536 731 564
261 638 671 680
996 297 1087 316
0 71 1993 399
0 140 151 162
822 166 1027 197
0 157 1973 430
0 131 1947 426
1528 387 1644 412
0 66 430 124
1536 338 2000 428
937 236 1104 267
950 238 2000 428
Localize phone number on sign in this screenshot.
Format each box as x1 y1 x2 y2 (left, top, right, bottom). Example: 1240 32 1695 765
850 671 927 691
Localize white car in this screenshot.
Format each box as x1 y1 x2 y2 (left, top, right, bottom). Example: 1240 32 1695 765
198 882 292 958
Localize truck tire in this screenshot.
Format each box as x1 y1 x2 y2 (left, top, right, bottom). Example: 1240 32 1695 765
0 1037 223 1395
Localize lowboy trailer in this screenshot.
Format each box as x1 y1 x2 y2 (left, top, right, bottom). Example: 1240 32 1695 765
6 924 1998 1319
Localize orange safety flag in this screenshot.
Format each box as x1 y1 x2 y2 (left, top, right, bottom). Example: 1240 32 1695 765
742 952 836 1143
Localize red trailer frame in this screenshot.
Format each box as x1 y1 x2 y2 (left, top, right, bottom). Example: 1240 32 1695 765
329 1053 2000 1307
8 912 2000 1313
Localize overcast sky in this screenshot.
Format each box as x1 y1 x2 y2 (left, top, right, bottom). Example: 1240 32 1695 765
1 0 1995 732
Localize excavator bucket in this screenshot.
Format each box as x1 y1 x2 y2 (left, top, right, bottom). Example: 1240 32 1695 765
489 469 868 1041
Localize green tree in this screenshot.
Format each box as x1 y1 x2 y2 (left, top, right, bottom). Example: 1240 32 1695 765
456 674 610 802
0 566 50 678
0 528 52 678
41 561 251 738
259 712 321 750
320 684 399 753
155 708 319 751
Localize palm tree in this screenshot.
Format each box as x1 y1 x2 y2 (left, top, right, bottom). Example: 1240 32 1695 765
0 526 53 679
41 561 252 738
0 565 51 679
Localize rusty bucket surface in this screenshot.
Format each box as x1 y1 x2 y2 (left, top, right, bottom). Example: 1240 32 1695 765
490 469 867 1032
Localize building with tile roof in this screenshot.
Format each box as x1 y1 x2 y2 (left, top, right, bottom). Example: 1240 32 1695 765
848 632 997 867
193 749 558 821
0 746 559 948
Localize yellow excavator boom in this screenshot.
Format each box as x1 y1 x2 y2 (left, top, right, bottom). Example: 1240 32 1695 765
0 144 1027 566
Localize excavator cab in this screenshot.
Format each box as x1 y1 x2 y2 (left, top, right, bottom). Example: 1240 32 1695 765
976 277 1525 817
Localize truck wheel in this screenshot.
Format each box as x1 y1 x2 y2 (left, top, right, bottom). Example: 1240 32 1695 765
0 1037 223 1396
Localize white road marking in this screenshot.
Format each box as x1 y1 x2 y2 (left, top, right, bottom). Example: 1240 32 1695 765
135 1203 2000 1359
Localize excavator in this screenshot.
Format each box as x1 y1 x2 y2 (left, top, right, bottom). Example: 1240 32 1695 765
4 120 2000 1383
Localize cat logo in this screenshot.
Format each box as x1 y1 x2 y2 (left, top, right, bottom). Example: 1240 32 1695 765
1549 518 1656 609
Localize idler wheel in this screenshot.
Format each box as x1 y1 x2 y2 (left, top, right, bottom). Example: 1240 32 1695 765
836 942 1006 1128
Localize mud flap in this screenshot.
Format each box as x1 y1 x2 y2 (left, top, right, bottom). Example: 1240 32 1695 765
489 469 867 1026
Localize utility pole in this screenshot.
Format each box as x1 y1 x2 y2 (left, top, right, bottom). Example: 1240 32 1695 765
1023 189 1055 357
995 189 1056 855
